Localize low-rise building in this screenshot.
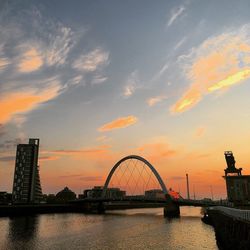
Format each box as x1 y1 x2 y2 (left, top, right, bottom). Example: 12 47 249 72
83 186 126 199
145 189 165 199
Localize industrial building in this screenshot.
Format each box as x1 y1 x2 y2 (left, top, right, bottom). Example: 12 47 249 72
12 138 42 203
223 151 250 205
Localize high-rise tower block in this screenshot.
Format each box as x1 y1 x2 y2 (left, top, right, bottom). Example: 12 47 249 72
12 138 42 203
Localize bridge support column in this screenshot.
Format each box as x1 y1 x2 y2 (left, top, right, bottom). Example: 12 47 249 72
97 202 105 214
164 203 180 217
164 195 180 217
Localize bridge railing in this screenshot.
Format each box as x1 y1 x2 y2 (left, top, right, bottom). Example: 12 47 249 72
209 206 250 221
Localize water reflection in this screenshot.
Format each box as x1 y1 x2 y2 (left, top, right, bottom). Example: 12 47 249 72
6 216 39 249
0 207 218 250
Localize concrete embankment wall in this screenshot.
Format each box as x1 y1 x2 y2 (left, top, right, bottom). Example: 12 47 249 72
204 208 250 250
0 204 87 216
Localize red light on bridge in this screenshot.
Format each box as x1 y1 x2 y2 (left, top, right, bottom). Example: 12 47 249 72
169 189 181 200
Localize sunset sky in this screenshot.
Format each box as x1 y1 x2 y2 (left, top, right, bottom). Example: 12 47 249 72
1 0 250 199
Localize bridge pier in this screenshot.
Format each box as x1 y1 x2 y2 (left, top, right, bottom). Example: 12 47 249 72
97 202 105 214
164 195 180 217
163 203 180 217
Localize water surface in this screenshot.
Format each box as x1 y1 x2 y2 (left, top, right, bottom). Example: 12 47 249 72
0 207 218 250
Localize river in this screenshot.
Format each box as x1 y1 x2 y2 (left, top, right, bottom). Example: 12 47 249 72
0 207 218 250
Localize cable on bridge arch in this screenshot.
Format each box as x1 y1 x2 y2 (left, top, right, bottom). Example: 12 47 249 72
101 155 168 198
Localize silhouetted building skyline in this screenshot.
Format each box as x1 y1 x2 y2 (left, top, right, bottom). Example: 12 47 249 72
12 138 42 203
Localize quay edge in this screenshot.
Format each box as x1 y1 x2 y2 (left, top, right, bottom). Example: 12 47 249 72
202 207 250 250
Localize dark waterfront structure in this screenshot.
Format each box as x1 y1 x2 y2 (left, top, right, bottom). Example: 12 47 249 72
0 192 12 204
223 151 250 206
12 138 42 203
203 207 250 250
201 152 250 249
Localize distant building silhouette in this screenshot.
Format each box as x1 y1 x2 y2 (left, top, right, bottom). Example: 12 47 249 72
56 187 76 202
82 186 126 199
12 138 42 203
145 189 165 199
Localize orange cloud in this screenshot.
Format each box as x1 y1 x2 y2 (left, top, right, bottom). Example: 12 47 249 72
137 142 176 162
51 148 108 156
40 155 60 161
171 29 250 113
208 69 250 92
147 95 167 107
0 83 60 124
43 145 113 161
98 115 138 132
18 48 43 73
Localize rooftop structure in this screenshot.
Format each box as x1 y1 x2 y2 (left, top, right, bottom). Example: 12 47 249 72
224 151 242 176
223 151 250 205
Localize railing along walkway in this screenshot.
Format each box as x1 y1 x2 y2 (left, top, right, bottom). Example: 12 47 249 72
209 206 250 221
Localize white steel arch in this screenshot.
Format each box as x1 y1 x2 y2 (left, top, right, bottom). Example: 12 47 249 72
101 155 168 198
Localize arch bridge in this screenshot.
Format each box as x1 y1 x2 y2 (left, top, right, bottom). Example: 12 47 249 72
101 155 168 199
77 155 224 217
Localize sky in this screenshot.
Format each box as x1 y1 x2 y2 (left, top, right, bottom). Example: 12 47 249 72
1 0 250 199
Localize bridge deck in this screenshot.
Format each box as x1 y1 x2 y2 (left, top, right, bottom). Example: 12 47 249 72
73 198 231 208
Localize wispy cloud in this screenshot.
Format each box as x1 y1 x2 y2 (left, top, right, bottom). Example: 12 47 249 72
0 57 10 71
0 7 88 127
51 147 109 155
137 141 176 162
79 176 103 182
59 174 82 178
147 95 167 107
171 25 250 113
66 75 84 86
174 36 187 50
96 135 111 142
0 79 61 124
0 156 15 162
17 47 43 73
98 115 138 132
45 26 76 67
73 48 109 72
0 43 10 70
123 71 140 97
40 155 60 161
42 145 112 161
92 75 108 85
0 138 23 150
151 63 169 83
167 5 186 27
170 176 185 181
